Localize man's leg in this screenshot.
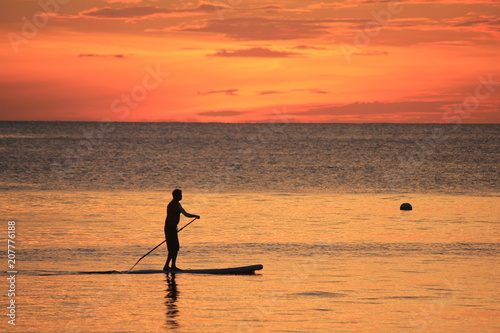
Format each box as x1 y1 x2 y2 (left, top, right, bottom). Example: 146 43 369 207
164 253 171 270
171 251 179 270
164 239 172 270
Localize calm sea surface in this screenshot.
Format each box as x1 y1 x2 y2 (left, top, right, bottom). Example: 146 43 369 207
0 122 499 332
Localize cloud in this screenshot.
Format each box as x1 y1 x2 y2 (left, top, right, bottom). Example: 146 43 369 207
193 3 233 12
352 50 389 56
257 5 284 10
256 88 329 95
257 90 284 95
177 17 335 40
416 41 474 46
454 17 500 27
197 110 247 117
208 47 302 58
198 89 239 96
104 0 143 3
293 44 328 50
294 88 329 94
79 3 231 20
78 54 127 58
80 6 168 19
306 2 351 9
296 101 449 117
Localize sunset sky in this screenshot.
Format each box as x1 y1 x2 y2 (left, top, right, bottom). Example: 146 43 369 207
1 0 499 123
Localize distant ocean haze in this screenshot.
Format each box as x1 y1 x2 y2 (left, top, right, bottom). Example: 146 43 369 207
1 122 498 194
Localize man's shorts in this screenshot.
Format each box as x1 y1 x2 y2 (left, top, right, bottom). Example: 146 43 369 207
165 227 179 252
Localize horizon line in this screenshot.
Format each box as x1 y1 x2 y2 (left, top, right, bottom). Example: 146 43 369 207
0 120 498 125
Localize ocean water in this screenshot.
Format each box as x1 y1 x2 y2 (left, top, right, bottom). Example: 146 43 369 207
0 122 499 332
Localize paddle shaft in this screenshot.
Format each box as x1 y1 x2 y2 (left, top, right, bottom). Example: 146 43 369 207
128 217 198 271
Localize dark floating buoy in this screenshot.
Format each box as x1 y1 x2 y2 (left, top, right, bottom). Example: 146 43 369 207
400 203 412 210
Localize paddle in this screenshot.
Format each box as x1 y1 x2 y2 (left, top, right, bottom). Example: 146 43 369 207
128 217 199 272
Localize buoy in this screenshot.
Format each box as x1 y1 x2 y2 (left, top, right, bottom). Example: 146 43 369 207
400 203 412 210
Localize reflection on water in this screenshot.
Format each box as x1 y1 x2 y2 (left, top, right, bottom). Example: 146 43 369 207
3 191 499 332
164 273 179 329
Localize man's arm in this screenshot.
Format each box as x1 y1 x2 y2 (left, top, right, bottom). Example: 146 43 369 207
178 203 200 219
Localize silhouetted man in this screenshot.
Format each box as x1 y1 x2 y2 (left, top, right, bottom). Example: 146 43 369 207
164 189 200 271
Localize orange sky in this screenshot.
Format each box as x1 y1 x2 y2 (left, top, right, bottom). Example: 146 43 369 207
1 0 499 123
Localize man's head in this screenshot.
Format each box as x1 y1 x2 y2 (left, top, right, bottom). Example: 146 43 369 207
172 189 182 201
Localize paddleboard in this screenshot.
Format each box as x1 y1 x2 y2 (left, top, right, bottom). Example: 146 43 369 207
159 264 263 275
74 264 263 275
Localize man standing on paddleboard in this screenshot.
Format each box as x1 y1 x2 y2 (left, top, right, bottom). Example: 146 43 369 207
164 189 200 271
